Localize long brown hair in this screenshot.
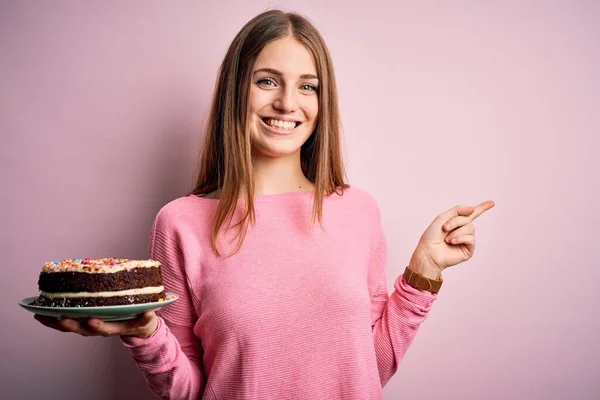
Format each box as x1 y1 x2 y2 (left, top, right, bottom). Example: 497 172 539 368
191 9 348 256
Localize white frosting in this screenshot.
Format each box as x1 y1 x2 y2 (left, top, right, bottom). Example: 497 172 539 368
42 258 160 273
41 285 165 298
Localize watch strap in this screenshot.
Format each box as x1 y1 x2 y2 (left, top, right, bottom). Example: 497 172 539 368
402 266 443 294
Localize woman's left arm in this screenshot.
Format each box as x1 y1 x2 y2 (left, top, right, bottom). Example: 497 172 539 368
369 201 495 387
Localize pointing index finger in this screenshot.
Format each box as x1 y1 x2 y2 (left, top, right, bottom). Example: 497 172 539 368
469 200 495 221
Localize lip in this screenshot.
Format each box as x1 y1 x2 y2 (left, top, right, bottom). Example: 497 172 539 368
259 117 301 135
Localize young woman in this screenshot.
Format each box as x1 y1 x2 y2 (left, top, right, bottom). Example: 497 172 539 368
35 9 494 399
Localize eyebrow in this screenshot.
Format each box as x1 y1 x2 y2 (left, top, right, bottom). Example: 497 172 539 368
253 68 319 80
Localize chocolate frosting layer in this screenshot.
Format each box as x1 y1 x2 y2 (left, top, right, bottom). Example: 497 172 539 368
38 267 163 293
35 292 165 307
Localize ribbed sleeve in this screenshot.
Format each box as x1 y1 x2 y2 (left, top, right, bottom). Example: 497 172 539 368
368 228 437 387
120 211 205 400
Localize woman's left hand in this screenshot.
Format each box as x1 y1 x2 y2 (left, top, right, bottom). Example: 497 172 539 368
411 200 496 273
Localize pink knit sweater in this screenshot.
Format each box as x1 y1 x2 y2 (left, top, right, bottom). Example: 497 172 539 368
121 186 436 399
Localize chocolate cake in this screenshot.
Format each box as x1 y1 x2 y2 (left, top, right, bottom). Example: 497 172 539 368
36 258 166 307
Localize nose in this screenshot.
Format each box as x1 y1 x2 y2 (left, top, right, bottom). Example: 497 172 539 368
273 86 298 113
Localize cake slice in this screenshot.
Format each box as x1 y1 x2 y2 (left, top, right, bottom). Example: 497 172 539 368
36 258 166 307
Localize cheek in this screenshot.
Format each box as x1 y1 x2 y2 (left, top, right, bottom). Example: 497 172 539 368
305 98 319 123
249 89 269 115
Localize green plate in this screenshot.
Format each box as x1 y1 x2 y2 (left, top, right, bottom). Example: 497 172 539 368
18 292 178 321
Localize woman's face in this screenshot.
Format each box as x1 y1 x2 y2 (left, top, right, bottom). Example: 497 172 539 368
247 36 319 160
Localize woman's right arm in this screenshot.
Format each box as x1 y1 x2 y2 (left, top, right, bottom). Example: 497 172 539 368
119 313 205 400
119 213 206 400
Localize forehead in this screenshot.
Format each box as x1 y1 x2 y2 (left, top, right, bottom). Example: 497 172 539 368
254 37 317 76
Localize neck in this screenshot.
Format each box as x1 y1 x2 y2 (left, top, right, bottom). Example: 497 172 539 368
251 153 314 196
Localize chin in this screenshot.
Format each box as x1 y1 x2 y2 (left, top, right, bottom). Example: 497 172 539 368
252 141 304 159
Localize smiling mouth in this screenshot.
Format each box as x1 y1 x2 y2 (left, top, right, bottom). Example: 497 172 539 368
261 118 302 131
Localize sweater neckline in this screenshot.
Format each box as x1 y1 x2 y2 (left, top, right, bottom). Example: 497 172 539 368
189 186 350 203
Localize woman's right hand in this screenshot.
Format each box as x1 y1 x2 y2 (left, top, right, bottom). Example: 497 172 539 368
33 311 159 339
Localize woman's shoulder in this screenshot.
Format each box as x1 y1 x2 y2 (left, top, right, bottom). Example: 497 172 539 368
335 185 381 210
152 194 215 232
328 185 383 224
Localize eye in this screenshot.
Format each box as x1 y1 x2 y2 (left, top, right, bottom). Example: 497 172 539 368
257 78 277 87
300 84 317 92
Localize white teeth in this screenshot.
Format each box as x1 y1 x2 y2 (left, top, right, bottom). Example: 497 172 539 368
264 118 297 130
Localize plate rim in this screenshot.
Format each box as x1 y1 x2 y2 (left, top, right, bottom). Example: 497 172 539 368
18 292 179 312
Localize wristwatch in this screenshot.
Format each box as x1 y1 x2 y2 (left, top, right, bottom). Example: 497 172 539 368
403 266 443 294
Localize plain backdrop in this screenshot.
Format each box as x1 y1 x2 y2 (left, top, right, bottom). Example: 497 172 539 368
1 1 598 399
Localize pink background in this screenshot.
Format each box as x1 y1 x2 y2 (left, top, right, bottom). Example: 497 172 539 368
2 1 599 399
